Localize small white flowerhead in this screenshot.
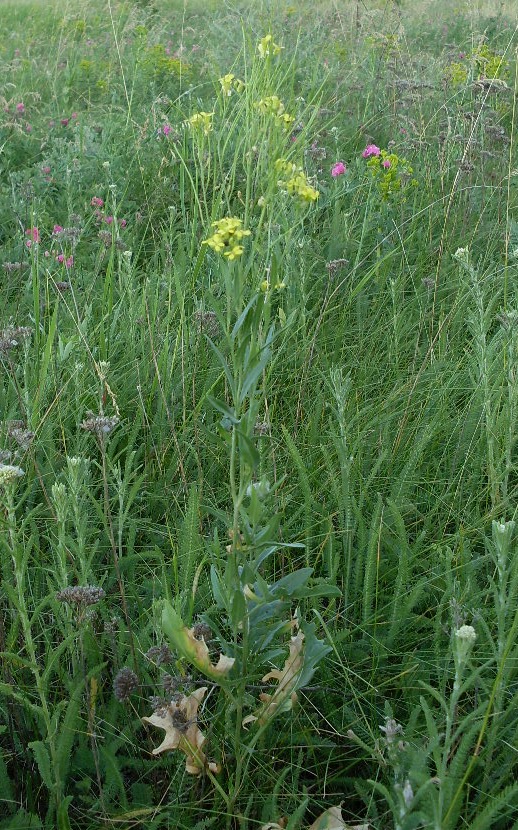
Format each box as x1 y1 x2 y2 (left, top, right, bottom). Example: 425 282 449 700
0 463 25 487
454 624 476 667
453 247 469 264
455 624 476 644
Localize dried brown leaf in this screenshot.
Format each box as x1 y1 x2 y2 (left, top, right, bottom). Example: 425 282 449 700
244 629 304 727
142 687 219 775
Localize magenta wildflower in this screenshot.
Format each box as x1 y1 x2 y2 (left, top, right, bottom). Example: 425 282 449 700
25 227 40 244
61 118 69 127
56 253 65 263
162 124 172 136
91 197 104 207
42 166 51 174
362 144 381 158
104 216 114 225
120 219 127 228
65 256 74 268
331 161 346 177
382 159 391 169
16 102 25 114
53 225 63 235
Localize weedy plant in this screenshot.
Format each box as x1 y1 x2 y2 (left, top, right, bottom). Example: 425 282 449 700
1 0 518 828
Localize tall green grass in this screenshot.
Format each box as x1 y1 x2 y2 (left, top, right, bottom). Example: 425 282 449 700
0 0 517 828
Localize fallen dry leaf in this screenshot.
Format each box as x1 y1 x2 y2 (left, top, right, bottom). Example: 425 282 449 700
142 687 219 775
308 805 346 830
309 804 368 830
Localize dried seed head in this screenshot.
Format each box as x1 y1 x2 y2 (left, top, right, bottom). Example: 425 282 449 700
254 421 270 436
326 258 349 277
192 622 212 642
0 326 33 354
7 424 35 450
3 262 29 273
113 667 139 701
61 226 82 244
149 695 169 716
104 616 120 634
80 413 119 436
56 585 105 606
170 709 189 731
162 674 180 695
145 643 174 666
193 310 220 339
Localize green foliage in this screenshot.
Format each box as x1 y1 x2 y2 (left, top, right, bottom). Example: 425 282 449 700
0 0 517 828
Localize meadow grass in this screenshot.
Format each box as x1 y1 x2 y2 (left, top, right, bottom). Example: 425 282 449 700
0 1 518 828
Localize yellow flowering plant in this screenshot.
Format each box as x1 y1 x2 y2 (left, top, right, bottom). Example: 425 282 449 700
219 73 245 96
255 96 295 130
275 158 319 203
185 110 214 135
202 216 251 260
257 34 282 58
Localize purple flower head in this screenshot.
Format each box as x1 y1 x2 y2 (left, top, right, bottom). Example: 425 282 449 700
362 144 381 158
331 161 346 178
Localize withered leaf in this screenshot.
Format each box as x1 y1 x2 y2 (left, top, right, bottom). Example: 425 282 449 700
243 629 304 727
309 804 369 830
162 602 235 681
142 687 219 775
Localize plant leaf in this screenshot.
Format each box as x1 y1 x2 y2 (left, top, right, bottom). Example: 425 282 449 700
162 602 235 680
142 687 219 775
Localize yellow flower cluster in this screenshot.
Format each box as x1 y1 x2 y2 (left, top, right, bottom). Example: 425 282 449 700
219 73 245 96
365 151 418 200
257 34 282 58
275 158 319 203
203 217 251 260
255 96 294 130
185 111 214 135
445 61 468 86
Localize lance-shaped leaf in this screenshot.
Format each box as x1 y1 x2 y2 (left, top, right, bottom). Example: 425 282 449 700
162 602 235 681
142 687 219 775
